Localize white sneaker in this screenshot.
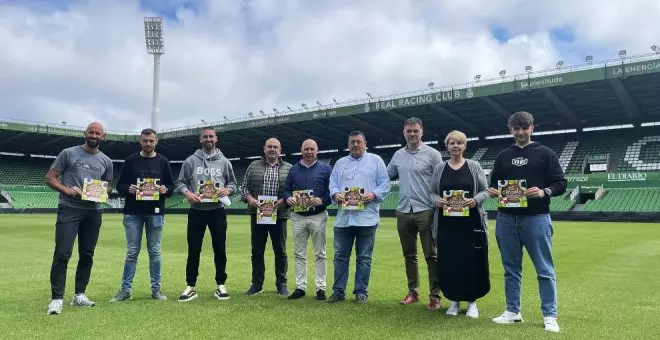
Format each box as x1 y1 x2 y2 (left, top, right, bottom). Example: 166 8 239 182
214 285 230 300
178 286 198 302
446 301 459 316
492 310 523 324
466 302 479 319
71 293 96 307
47 299 63 315
544 316 560 333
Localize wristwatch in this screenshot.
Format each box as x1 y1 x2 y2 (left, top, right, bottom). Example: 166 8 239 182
543 188 552 197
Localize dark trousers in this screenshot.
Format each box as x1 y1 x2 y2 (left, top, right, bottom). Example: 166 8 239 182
250 214 288 287
50 205 102 299
186 208 228 286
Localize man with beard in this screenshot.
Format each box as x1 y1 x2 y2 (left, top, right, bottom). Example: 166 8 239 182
241 138 292 296
45 122 114 315
386 117 443 310
175 127 237 302
327 131 391 304
282 139 332 300
488 112 566 333
110 128 175 303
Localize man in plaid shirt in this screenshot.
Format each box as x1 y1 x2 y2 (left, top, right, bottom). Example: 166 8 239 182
241 138 293 296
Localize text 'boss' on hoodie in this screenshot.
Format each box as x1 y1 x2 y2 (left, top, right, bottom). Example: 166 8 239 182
175 149 237 210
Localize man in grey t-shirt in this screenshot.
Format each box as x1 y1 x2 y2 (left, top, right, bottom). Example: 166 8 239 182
387 117 443 311
45 122 113 315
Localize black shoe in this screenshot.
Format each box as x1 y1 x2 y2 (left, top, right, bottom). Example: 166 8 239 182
316 290 326 301
326 293 345 303
245 284 263 296
277 284 289 296
287 289 306 300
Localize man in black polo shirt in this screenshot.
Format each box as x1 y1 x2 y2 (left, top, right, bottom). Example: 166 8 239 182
111 128 175 302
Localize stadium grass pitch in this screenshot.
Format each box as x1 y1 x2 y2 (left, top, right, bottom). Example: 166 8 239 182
0 214 658 339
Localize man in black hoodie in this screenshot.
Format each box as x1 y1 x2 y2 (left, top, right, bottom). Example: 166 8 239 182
488 112 566 333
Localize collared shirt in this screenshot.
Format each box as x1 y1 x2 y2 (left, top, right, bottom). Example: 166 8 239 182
262 162 279 197
387 143 443 213
300 159 317 168
329 152 391 228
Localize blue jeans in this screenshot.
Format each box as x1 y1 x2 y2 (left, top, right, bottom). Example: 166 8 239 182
495 212 557 317
332 225 377 297
121 215 164 293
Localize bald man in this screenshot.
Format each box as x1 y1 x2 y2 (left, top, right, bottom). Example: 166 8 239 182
45 122 114 315
240 138 293 296
283 139 332 300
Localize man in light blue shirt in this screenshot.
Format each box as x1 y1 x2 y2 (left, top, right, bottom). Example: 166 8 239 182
327 131 391 304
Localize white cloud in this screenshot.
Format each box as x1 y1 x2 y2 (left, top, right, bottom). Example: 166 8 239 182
0 0 658 132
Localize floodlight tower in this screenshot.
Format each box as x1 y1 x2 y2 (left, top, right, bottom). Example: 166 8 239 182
144 17 165 131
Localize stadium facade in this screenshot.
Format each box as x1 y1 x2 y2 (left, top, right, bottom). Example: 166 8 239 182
2 54 660 221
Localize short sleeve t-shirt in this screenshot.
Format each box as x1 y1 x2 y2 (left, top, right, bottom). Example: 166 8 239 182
50 145 114 209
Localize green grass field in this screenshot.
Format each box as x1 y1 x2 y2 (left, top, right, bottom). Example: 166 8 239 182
0 214 659 339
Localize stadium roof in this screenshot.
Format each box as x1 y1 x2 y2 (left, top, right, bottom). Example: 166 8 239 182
2 53 660 160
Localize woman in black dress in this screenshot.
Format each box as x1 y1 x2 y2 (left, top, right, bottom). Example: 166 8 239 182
429 130 490 318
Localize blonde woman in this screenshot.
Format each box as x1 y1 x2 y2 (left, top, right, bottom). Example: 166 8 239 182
430 130 490 318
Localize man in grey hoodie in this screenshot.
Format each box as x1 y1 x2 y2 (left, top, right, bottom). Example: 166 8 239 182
175 127 237 302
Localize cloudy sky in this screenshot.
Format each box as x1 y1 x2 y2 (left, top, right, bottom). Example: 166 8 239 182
1 0 659 133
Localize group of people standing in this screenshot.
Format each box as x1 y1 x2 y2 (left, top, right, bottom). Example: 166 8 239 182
43 111 565 333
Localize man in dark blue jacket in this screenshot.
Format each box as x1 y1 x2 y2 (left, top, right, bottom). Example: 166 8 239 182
283 139 332 300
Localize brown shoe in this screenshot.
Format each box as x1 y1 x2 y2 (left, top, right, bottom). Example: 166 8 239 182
426 296 441 311
399 291 419 305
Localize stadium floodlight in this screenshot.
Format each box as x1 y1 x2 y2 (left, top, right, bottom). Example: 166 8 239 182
316 101 322 106
474 74 481 82
427 81 434 89
332 98 338 104
259 110 266 116
200 119 206 124
223 116 228 121
366 92 373 99
248 112 254 117
272 108 278 113
301 103 308 109
585 55 593 64
144 16 164 131
652 45 659 53
618 49 627 58
556 60 564 69
61 121 66 125
286 106 293 111
525 65 533 74
499 70 506 78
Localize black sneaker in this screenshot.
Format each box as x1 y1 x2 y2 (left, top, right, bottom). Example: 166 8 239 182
177 286 198 302
277 284 289 296
245 284 263 296
214 285 230 300
326 293 345 303
316 290 326 301
355 293 368 304
287 289 306 300
109 290 131 303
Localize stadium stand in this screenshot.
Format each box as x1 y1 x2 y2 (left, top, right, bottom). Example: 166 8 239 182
2 54 660 219
620 135 660 171
3 128 660 212
583 188 660 212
